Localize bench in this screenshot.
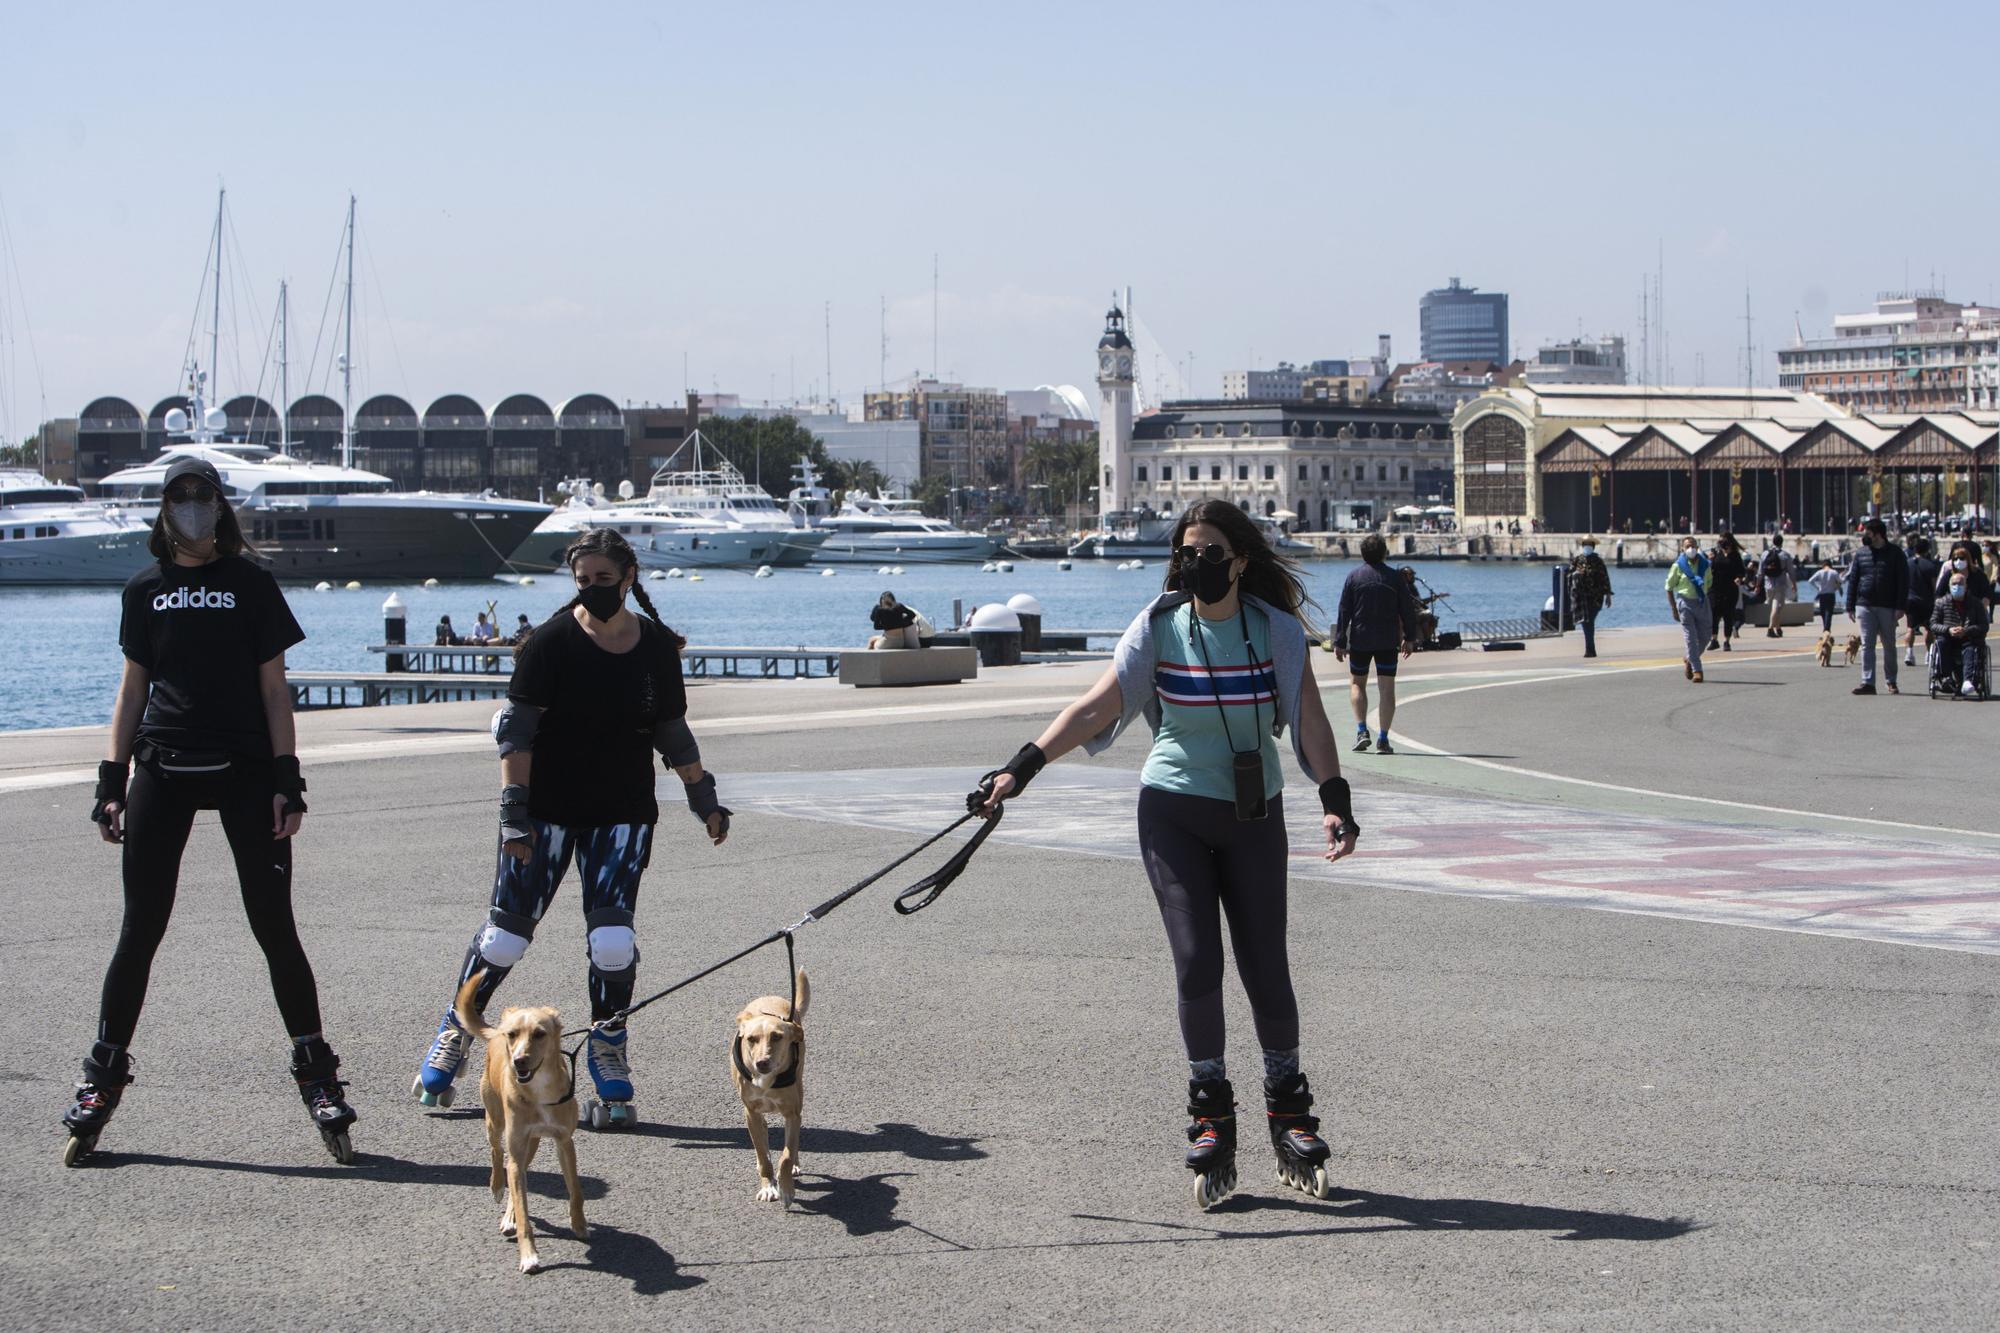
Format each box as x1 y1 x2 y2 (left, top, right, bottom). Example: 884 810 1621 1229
838 646 979 688
1740 600 1818 628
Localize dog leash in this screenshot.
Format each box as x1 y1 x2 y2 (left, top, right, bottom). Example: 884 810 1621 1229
553 804 1003 1097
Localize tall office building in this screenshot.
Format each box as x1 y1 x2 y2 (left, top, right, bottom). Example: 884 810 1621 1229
1420 278 1509 364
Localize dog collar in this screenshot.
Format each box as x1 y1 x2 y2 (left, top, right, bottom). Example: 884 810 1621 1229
733 1033 799 1090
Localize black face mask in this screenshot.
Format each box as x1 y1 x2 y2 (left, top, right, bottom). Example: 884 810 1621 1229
1178 556 1236 605
577 582 626 623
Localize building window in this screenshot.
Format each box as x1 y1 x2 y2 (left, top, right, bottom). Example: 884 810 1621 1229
1313 422 1324 437
1320 463 1331 480
1399 463 1410 481
1263 464 1274 480
1136 465 1148 482
1165 426 1176 438
1239 423 1252 437
1237 464 1249 481
1288 422 1301 436
1210 464 1222 481
1297 463 1308 481
1161 465 1172 481
1376 464 1388 481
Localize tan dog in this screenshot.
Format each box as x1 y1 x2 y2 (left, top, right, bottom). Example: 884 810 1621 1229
1844 634 1861 667
731 969 809 1206
1816 631 1835 666
454 973 587 1274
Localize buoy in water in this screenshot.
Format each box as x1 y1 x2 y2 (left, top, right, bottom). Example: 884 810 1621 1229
422 577 440 588
820 568 836 577
313 581 333 592
646 569 666 580
1057 560 1072 571
344 580 362 590
890 565 905 575
688 574 704 582
667 568 686 579
878 566 894 575
518 575 535 586
996 561 1014 573
754 565 775 578
980 561 998 573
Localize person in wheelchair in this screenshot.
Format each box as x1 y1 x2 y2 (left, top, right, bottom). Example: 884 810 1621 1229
1928 571 1989 699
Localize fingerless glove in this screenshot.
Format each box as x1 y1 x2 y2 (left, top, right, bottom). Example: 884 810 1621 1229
1318 775 1359 840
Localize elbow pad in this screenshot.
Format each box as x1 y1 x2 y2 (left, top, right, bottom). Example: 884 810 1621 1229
491 702 543 757
652 715 700 769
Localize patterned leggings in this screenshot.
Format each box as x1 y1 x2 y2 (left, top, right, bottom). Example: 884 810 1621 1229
456 821 653 1023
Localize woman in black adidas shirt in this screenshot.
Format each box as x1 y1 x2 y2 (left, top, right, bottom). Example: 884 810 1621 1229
63 455 356 1166
412 527 730 1129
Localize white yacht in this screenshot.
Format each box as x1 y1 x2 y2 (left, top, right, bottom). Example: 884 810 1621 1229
511 479 779 571
97 378 551 581
809 492 1003 564
640 432 827 566
1068 509 1315 559
0 470 154 584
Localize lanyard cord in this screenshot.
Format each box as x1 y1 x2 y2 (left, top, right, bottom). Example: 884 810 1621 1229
1187 602 1261 756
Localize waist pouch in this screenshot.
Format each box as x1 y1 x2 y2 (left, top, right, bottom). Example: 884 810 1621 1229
137 740 234 776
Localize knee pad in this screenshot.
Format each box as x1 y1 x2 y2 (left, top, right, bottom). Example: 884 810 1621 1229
587 925 637 974
476 909 536 968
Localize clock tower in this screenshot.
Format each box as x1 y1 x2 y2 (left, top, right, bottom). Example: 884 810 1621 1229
1096 299 1135 518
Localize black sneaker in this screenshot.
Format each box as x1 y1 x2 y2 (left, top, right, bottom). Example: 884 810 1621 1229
1375 736 1396 755
1852 683 1876 695
1352 733 1372 753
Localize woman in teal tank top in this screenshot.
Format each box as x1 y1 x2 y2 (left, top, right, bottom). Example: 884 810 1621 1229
969 501 1360 1209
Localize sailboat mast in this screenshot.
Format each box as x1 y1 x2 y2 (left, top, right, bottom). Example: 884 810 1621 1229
209 187 224 404
341 194 355 470
278 280 290 454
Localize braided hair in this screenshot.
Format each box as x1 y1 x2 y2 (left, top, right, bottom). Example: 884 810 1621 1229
562 527 687 651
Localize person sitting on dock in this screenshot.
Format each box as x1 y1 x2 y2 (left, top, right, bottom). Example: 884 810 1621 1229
435 614 460 646
470 611 497 645
510 613 533 646
868 590 920 649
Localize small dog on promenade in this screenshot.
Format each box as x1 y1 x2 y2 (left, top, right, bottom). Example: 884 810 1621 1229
1844 635 1861 667
732 969 809 1207
455 973 587 1274
1816 632 1835 667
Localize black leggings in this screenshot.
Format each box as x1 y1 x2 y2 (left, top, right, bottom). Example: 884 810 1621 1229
1136 785 1298 1062
96 756 324 1048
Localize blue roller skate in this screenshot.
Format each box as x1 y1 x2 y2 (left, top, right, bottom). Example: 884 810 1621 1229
584 1025 636 1130
412 1009 472 1108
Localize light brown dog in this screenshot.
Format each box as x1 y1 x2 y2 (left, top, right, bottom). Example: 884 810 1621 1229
1844 634 1861 667
455 973 587 1274
731 969 809 1206
1816 631 1835 667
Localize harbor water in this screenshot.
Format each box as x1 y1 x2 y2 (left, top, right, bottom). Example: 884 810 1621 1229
0 558 1673 732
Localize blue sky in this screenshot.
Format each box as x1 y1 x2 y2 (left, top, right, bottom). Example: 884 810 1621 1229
3 0 1995 435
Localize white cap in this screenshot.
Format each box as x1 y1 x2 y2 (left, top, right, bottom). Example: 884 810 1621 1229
968 604 1021 632
1005 592 1044 617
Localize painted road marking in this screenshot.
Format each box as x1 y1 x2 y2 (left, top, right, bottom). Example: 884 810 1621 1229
725 767 2000 956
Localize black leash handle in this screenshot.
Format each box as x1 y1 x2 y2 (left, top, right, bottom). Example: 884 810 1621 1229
895 806 1002 914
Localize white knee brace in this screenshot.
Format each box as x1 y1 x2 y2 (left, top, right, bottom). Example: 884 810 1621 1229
476 922 533 968
587 925 637 973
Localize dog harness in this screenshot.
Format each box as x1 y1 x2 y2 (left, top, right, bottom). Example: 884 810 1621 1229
733 1033 800 1090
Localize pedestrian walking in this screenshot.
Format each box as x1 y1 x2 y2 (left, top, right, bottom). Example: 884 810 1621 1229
1805 558 1843 632
1759 536 1798 638
1903 536 1939 669
411 527 731 1129
1333 533 1418 753
1845 518 1909 696
1709 531 1747 652
970 500 1357 1209
64 456 355 1167
1568 537 1613 658
1664 534 1714 682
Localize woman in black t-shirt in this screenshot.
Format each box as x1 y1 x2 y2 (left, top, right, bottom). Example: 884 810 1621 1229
63 455 356 1167
412 527 730 1129
868 590 919 648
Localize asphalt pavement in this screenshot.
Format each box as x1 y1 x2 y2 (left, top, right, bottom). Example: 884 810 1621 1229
1 629 1995 1330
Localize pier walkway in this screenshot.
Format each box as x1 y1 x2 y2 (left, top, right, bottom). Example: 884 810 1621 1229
1 626 1994 1329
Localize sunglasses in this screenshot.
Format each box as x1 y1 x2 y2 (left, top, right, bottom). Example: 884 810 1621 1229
1175 542 1233 566
165 483 219 504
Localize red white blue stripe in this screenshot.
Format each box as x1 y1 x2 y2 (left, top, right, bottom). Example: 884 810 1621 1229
1156 657 1277 708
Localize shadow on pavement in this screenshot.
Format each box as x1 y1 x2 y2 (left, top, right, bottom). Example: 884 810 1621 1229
537 1223 705 1293
81 1150 611 1200
792 1170 917 1237
1081 1186 1697 1245
627 1119 987 1162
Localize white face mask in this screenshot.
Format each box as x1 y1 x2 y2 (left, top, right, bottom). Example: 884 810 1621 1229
1950 583 1969 599
1952 558 1968 572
